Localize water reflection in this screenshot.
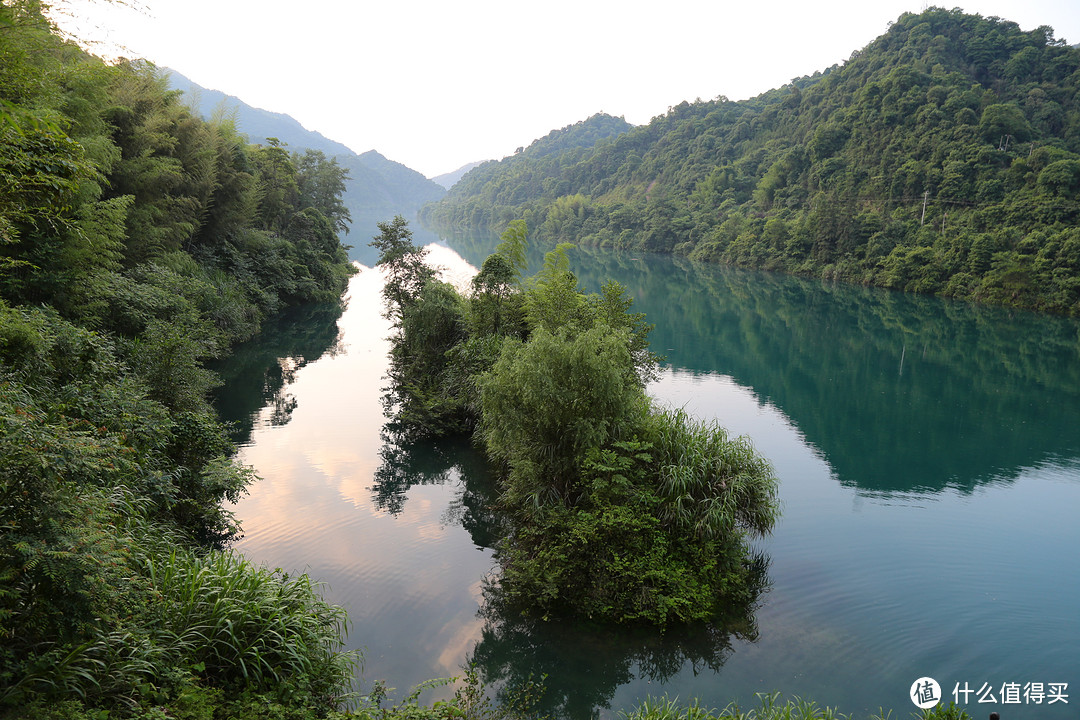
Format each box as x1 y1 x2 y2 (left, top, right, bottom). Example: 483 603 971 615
212 235 1080 720
371 426 772 720
211 301 346 444
576 252 1080 496
469 592 764 720
439 229 1080 497
372 432 503 551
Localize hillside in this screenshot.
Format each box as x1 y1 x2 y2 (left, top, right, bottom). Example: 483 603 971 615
167 69 445 251
421 112 633 223
421 9 1080 316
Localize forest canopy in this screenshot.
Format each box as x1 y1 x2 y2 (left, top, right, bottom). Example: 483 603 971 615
421 9 1080 316
1 2 358 717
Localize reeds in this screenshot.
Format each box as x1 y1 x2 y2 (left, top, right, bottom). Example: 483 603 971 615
3 543 357 708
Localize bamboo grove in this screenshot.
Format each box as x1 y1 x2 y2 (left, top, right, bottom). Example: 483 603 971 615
1 3 358 717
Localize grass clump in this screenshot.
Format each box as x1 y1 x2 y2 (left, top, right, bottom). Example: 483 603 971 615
624 694 978 720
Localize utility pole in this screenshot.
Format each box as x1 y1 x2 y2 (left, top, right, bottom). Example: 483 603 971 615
920 190 929 226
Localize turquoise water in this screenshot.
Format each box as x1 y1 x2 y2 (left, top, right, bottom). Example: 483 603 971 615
214 237 1080 719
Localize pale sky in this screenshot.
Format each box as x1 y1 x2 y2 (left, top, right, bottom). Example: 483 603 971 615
51 0 1080 179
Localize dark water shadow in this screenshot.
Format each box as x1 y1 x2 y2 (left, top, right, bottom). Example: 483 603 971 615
469 574 767 720
210 301 345 445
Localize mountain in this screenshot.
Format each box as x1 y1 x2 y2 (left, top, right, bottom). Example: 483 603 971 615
166 69 445 257
421 9 1080 316
432 161 486 189
421 113 634 227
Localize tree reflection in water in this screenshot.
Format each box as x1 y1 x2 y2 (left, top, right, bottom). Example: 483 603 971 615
371 429 770 720
468 567 767 720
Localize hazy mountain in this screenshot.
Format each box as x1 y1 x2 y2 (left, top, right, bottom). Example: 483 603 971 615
432 161 487 189
166 69 445 258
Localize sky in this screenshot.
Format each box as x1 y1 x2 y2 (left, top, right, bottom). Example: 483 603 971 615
50 0 1080 179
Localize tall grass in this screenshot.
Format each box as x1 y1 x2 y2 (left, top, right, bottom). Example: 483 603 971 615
625 693 848 720
2 537 357 710
645 407 780 540
146 548 357 698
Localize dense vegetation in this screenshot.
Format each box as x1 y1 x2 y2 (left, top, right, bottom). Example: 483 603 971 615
375 217 779 626
421 9 1080 315
423 113 631 226
0 3 358 716
168 68 448 251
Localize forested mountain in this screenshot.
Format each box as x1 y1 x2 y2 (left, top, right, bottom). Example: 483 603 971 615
422 113 633 223
1 3 357 716
421 9 1080 316
168 69 446 249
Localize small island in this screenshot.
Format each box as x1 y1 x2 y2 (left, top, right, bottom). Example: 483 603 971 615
373 216 780 626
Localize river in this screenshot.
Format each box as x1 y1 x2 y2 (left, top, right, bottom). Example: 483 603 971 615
212 229 1080 719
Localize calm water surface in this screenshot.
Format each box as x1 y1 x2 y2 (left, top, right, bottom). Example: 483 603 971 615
214 235 1080 719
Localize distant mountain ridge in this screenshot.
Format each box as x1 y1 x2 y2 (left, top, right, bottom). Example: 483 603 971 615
166 69 445 257
432 161 486 189
421 113 633 225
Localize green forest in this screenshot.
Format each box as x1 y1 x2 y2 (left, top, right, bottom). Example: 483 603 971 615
421 8 1080 316
0 2 359 717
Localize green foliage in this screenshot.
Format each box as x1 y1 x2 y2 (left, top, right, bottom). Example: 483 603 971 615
352 666 547 720
384 280 469 437
468 254 528 337
380 219 778 626
479 326 645 511
523 243 588 333
0 7 356 717
624 693 854 720
371 215 436 323
422 9 1080 316
493 219 528 282
644 407 779 540
295 149 352 235
490 406 776 625
625 693 978 720
144 549 355 697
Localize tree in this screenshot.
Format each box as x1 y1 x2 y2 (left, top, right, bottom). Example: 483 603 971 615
370 215 435 323
295 149 351 235
524 242 586 333
250 138 298 233
468 220 531 337
479 325 646 511
494 218 528 282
